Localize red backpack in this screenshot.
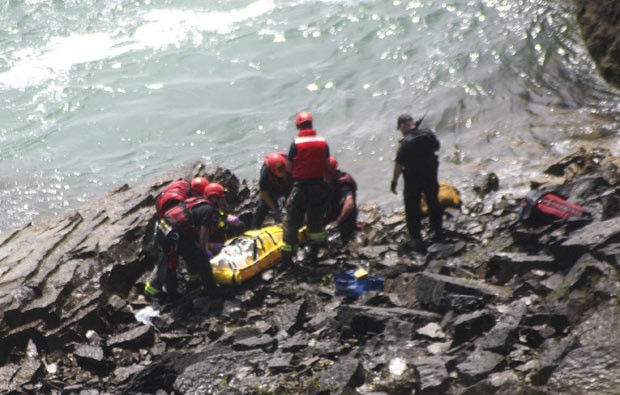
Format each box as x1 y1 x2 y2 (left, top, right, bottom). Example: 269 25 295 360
519 190 592 226
163 197 210 235
155 179 191 218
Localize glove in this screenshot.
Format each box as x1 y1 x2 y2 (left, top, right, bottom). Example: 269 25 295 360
273 211 283 223
227 215 240 225
390 180 398 194
211 242 224 255
204 249 214 260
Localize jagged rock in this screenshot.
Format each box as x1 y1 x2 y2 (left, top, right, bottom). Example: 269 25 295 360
269 300 308 334
171 346 273 395
411 356 452 395
576 0 620 88
456 350 505 385
560 216 620 256
525 335 578 386
564 253 614 291
338 305 440 336
266 356 292 374
389 272 509 314
416 323 446 340
232 334 276 352
451 310 496 345
459 370 545 395
315 358 365 395
476 299 527 353
74 344 112 373
547 344 620 394
279 332 310 352
487 253 556 284
0 340 45 393
106 325 154 350
427 241 466 259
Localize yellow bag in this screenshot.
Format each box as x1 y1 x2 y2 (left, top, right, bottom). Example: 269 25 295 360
211 225 284 285
421 182 462 215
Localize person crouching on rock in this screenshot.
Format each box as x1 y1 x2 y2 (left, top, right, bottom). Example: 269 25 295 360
144 182 228 302
325 156 358 240
251 152 293 229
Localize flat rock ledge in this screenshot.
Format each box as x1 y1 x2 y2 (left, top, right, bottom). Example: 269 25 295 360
1 148 620 395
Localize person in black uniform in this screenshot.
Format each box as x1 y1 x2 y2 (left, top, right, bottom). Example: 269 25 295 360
325 156 358 239
390 113 443 250
251 152 293 229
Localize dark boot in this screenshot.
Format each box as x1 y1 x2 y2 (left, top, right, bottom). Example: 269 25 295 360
404 237 427 253
429 229 445 243
281 250 293 266
306 244 319 264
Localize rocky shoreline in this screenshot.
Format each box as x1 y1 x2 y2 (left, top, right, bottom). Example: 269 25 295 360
1 148 620 394
575 0 620 88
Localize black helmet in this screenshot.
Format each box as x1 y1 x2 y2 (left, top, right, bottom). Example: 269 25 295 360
397 113 413 129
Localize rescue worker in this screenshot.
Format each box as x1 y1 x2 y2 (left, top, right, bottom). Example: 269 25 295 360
391 113 443 251
190 176 210 197
152 176 210 290
155 176 209 218
325 156 358 238
251 152 293 229
144 182 227 302
281 111 331 265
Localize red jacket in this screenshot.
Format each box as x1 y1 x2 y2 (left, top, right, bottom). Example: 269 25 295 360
288 129 329 179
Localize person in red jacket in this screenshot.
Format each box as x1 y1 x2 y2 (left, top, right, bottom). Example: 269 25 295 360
281 111 330 265
151 176 210 293
251 152 293 229
144 183 227 302
155 177 209 219
325 157 358 238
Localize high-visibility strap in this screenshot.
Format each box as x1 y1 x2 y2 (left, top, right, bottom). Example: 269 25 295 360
307 231 326 242
281 243 297 252
144 282 161 296
157 219 173 236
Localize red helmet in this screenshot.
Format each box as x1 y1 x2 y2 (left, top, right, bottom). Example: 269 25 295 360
190 177 209 196
203 183 227 200
265 152 287 177
328 156 338 176
295 111 313 126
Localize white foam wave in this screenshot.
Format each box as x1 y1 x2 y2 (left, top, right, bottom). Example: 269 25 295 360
0 33 117 88
0 0 276 89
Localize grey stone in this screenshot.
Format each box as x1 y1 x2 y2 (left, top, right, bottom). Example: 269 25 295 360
389 272 510 314
457 350 505 385
316 358 365 395
487 253 556 284
411 356 452 394
452 310 496 345
106 325 154 350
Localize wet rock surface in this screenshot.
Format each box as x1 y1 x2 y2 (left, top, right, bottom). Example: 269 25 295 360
1 149 620 394
576 0 620 88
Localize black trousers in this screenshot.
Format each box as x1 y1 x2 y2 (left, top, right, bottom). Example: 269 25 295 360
150 224 216 295
403 172 443 239
283 179 328 249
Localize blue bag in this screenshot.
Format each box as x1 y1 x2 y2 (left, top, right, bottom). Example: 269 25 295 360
334 270 384 299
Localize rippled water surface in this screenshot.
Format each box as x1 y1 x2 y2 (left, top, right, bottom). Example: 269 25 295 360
0 0 618 231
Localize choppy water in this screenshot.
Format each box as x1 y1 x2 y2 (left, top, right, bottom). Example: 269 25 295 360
0 0 618 231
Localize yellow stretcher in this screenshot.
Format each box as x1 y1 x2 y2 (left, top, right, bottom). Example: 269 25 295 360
211 225 285 285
